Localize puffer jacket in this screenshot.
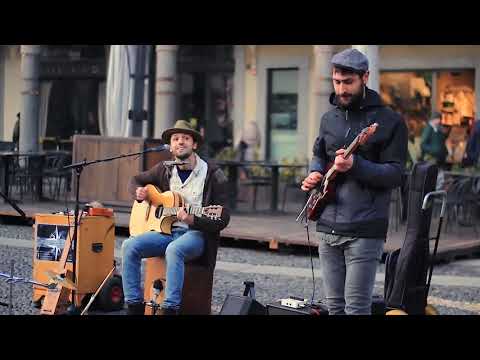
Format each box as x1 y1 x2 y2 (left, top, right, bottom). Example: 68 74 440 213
310 87 408 239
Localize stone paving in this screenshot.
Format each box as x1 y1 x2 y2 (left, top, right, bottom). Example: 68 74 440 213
1 224 480 316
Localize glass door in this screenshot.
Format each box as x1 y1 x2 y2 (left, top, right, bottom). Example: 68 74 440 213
267 68 299 161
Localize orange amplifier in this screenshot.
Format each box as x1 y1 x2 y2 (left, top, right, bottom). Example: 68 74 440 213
32 213 120 310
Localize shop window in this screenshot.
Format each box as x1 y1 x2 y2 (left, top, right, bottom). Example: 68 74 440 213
437 70 475 126
380 71 433 138
437 70 475 164
381 69 476 166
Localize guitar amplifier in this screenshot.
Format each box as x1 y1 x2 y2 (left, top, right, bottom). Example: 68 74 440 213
32 213 116 307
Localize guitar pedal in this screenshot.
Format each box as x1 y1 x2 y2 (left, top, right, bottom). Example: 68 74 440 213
280 297 308 309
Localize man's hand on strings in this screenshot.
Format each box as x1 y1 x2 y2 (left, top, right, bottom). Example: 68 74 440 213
176 208 194 226
301 172 324 192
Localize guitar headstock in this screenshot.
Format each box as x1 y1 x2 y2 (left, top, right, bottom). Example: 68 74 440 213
358 123 378 145
202 206 223 220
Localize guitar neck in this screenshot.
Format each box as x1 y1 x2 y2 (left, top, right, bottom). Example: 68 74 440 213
162 206 204 217
344 136 361 159
324 135 361 181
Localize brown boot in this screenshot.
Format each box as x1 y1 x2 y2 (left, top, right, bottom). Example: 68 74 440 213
127 302 145 315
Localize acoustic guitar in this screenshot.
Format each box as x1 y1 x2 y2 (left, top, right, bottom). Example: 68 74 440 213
305 123 379 222
130 185 223 236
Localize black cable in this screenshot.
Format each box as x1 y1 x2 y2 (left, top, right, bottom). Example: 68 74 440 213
305 223 316 306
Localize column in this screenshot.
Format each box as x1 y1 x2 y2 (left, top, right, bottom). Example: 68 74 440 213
0 47 5 140
154 45 178 139
20 45 41 153
233 45 246 146
126 45 147 137
352 45 380 92
310 45 334 153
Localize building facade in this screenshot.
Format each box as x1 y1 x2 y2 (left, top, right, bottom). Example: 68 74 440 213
1 45 479 163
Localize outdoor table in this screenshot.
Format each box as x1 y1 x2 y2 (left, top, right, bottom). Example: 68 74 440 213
216 160 308 212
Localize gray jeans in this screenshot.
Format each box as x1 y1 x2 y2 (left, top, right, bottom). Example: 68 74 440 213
318 234 384 315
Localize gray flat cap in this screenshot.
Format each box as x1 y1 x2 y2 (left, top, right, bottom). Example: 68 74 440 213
331 48 369 73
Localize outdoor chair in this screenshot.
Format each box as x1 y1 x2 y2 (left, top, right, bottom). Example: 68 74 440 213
239 167 272 211
443 177 478 235
10 155 45 201
281 169 308 213
42 152 71 200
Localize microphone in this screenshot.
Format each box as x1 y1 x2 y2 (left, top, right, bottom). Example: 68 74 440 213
151 279 164 305
145 144 170 153
163 160 190 167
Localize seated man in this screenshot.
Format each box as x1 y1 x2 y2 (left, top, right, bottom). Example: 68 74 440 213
122 120 230 315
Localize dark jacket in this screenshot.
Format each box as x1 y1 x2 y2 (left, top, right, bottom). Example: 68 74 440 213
310 88 408 239
420 123 448 163
128 159 231 267
465 121 480 167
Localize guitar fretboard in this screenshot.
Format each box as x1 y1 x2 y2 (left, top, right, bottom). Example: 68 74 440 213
323 133 362 182
344 136 360 159
161 206 205 217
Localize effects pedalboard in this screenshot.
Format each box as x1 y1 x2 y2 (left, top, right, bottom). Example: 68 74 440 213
280 297 309 309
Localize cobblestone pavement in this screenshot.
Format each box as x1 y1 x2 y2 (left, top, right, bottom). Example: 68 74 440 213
1 224 479 316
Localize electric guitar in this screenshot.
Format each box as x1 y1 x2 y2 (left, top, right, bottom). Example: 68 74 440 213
129 185 223 236
305 123 379 222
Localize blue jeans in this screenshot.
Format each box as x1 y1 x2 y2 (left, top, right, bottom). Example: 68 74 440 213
318 235 384 315
121 228 205 310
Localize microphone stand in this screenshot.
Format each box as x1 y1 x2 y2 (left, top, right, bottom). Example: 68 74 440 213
62 145 167 314
0 260 50 315
0 191 26 219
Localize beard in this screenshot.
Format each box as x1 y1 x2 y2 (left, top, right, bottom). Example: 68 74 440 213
336 86 365 110
175 149 193 161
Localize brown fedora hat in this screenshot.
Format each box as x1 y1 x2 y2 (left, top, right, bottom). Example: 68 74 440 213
162 120 203 146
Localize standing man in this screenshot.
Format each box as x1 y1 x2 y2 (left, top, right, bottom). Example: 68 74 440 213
122 120 230 315
301 49 408 315
420 112 449 167
464 119 480 167
12 113 20 151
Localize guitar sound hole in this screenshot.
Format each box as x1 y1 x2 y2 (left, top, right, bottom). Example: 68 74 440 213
155 207 164 219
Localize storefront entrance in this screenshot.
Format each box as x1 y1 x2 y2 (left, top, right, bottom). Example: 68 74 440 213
177 46 234 158
39 46 107 150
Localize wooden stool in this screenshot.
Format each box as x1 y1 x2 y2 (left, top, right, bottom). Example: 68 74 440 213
143 257 215 315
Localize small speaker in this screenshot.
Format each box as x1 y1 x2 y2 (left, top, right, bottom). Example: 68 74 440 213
219 295 266 315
